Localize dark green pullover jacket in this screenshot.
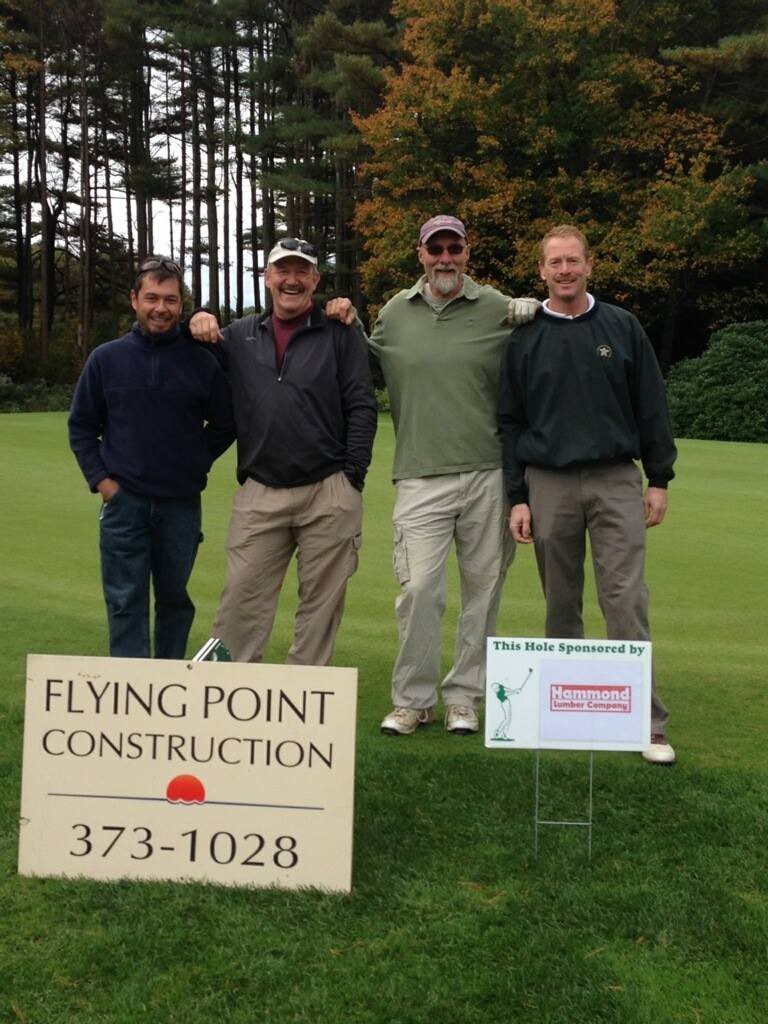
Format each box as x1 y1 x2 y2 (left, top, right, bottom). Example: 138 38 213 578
499 300 677 505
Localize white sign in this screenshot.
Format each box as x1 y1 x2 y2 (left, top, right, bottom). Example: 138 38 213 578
485 638 651 751
19 655 357 892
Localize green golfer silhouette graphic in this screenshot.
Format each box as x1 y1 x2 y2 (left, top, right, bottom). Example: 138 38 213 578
491 668 533 740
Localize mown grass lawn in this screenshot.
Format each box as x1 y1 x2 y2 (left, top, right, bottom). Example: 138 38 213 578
1 413 766 1023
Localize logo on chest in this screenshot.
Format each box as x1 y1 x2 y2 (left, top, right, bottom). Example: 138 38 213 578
596 344 613 359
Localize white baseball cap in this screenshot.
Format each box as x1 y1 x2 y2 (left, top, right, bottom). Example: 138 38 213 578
266 238 319 267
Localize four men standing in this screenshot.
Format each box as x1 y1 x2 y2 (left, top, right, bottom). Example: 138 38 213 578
69 222 676 761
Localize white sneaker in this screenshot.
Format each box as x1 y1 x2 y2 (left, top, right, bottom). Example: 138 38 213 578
642 733 676 764
444 705 479 735
380 706 435 735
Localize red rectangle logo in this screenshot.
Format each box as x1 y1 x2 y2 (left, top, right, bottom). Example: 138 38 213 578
549 684 632 714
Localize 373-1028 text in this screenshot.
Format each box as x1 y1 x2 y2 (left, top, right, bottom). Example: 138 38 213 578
69 824 299 868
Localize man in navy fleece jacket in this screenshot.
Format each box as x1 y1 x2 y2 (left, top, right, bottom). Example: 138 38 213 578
68 257 235 659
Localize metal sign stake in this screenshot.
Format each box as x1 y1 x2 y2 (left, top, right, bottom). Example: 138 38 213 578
533 750 594 861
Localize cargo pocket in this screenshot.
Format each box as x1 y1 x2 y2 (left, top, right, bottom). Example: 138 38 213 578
392 525 410 585
348 532 362 576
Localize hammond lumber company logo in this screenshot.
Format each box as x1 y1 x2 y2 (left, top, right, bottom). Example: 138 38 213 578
549 684 631 714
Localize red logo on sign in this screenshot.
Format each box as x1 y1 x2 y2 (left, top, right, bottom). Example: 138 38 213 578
549 684 632 713
166 774 206 803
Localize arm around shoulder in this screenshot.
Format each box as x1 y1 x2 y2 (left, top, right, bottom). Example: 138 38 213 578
335 322 378 488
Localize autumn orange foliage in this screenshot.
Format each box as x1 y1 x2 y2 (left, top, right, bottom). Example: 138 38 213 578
354 0 767 356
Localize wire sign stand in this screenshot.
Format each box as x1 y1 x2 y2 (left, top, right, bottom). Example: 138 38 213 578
486 636 654 864
533 750 594 861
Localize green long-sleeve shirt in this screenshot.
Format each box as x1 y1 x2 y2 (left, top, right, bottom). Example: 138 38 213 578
368 275 511 480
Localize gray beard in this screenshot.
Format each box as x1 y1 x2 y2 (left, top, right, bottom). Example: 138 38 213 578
429 269 459 296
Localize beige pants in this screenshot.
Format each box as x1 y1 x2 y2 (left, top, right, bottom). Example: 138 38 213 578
390 469 515 710
527 462 669 731
214 471 362 665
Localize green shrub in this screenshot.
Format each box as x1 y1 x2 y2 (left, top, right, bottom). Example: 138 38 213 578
0 375 73 413
666 320 768 442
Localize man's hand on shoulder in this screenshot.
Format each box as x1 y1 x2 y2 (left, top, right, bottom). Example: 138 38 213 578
507 297 541 326
190 311 224 343
325 298 357 325
644 486 668 528
510 503 533 543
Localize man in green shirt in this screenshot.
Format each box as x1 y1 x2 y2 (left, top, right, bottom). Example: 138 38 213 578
330 215 537 735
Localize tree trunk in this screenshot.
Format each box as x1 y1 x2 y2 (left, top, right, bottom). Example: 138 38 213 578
123 95 134 269
203 49 219 314
37 4 50 364
179 47 187 275
130 61 148 259
10 72 27 328
232 44 244 318
222 46 231 324
77 43 91 366
101 108 117 332
658 287 679 375
190 50 202 307
144 45 153 256
251 33 261 311
166 64 174 260
60 71 73 324
23 77 35 335
334 154 344 295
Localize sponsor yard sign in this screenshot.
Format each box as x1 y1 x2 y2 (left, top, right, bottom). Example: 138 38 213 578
485 638 651 751
19 654 357 893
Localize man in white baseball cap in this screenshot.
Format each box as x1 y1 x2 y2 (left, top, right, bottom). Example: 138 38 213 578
266 237 319 266
188 238 377 666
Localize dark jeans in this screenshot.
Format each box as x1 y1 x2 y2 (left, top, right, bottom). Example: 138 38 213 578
99 487 202 659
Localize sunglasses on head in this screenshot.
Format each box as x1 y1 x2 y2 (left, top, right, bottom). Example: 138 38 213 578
138 257 182 275
276 238 317 257
424 242 466 256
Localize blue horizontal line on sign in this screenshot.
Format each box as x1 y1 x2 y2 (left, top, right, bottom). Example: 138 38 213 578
47 792 324 811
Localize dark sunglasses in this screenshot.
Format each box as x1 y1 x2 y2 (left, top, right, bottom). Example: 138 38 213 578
424 243 466 256
276 238 317 257
138 257 182 276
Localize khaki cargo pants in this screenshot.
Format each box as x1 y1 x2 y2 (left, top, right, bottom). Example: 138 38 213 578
390 469 515 710
214 471 362 665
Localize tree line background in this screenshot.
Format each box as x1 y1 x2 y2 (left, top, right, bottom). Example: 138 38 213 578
1 0 766 386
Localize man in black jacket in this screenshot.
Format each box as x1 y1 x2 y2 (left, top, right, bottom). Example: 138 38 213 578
498 225 677 764
189 239 377 665
68 257 235 659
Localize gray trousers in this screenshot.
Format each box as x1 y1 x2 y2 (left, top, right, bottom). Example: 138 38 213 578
214 471 362 665
527 462 669 732
390 469 515 710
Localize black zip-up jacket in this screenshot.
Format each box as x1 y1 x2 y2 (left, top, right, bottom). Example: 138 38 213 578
68 324 235 498
499 300 677 505
210 302 377 490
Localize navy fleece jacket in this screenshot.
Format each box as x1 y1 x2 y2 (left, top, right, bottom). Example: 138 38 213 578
68 324 235 499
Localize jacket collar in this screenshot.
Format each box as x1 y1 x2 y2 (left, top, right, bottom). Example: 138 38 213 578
131 323 182 346
257 299 324 330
